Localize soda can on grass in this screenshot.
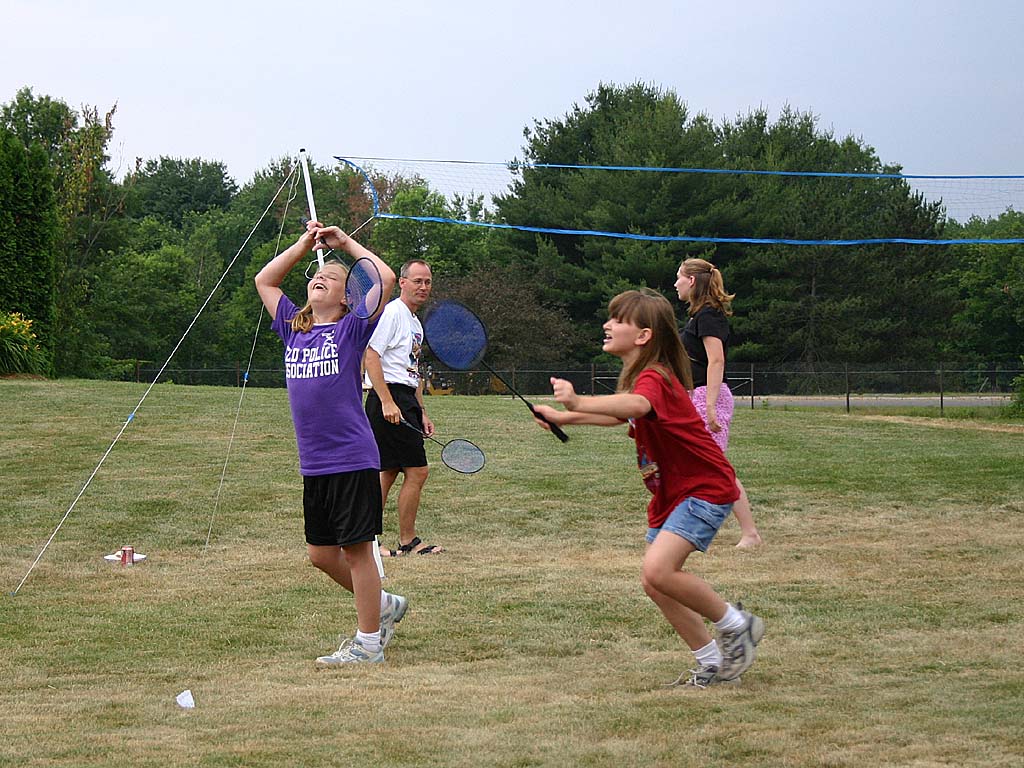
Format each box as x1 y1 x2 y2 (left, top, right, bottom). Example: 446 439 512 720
121 545 134 566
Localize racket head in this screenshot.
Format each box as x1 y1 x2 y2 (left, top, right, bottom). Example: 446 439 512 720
440 438 486 474
424 300 488 370
346 257 384 319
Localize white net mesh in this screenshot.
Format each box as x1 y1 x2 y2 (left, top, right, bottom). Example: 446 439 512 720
336 156 1024 243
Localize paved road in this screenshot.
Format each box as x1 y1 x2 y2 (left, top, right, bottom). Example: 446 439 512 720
748 395 1011 408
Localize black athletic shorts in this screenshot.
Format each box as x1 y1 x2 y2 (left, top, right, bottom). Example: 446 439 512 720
365 384 428 470
302 468 383 546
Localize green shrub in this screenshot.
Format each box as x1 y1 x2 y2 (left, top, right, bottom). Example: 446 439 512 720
0 310 47 375
1006 357 1024 419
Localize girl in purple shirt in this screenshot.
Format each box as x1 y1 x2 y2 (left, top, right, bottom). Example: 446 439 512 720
256 221 406 665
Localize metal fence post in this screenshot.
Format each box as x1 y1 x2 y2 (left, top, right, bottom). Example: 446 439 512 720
939 361 944 415
750 363 755 410
845 363 851 414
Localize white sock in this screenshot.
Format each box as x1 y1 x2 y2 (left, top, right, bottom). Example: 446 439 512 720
713 603 745 633
356 630 381 652
693 639 723 668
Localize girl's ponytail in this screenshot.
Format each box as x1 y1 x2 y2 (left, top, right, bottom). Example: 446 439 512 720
680 258 734 317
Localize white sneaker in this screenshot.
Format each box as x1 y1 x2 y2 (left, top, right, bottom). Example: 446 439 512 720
315 637 384 667
717 606 765 681
379 593 408 648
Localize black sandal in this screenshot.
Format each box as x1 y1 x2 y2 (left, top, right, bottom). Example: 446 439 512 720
397 536 443 555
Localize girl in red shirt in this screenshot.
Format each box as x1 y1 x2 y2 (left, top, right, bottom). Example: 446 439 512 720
534 289 764 688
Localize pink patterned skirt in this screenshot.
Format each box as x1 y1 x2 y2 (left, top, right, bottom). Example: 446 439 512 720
690 384 734 453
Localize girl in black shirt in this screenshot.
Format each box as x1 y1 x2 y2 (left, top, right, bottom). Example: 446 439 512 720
675 258 763 549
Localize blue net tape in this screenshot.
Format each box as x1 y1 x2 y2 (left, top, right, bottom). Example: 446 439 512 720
336 156 1024 245
375 213 1024 246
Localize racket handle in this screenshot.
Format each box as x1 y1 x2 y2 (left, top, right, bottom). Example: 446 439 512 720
530 405 570 442
548 422 570 443
401 417 445 447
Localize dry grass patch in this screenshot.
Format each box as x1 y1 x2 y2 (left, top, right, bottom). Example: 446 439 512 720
1 380 1022 767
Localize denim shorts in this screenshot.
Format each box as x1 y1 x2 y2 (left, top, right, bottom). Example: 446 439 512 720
645 497 732 552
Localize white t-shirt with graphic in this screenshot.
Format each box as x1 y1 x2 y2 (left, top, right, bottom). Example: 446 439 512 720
364 298 423 388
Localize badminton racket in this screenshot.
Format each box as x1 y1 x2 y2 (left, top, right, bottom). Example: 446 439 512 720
423 300 570 442
299 218 384 320
399 419 485 474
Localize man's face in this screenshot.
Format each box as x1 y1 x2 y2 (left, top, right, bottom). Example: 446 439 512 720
400 262 433 309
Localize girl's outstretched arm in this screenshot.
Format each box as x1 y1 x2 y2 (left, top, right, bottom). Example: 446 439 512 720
533 403 624 429
550 377 651 421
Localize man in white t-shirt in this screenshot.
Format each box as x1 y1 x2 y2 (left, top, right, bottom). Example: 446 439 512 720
363 259 442 556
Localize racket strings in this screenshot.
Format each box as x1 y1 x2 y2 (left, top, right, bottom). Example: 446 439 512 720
345 258 383 319
440 439 486 474
424 301 489 370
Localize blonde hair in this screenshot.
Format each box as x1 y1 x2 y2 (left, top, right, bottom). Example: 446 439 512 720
607 288 693 393
679 258 734 317
290 261 349 332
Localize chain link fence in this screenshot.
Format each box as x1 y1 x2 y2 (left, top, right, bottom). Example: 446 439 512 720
127 360 1021 409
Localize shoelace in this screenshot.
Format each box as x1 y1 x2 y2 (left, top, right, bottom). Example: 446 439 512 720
326 638 354 658
663 668 717 688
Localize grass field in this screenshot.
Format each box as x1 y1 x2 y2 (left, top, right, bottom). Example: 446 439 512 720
2 378 1022 767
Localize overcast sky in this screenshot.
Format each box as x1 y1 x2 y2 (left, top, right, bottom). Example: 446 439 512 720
3 0 1022 188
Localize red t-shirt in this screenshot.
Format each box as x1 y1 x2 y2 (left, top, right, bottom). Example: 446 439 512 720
630 367 739 528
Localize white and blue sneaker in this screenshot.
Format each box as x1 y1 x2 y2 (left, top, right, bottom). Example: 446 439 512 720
379 592 409 648
716 606 765 681
315 637 384 667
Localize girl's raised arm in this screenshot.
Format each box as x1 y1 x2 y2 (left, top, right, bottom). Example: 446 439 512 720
315 226 396 322
255 225 318 318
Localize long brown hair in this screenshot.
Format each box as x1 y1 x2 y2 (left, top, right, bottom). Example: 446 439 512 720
607 289 693 393
680 258 734 317
290 261 349 332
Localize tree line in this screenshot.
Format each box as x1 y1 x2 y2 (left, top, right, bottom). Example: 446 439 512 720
1 82 1021 383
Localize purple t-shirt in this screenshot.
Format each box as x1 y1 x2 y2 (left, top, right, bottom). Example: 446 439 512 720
272 295 380 476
